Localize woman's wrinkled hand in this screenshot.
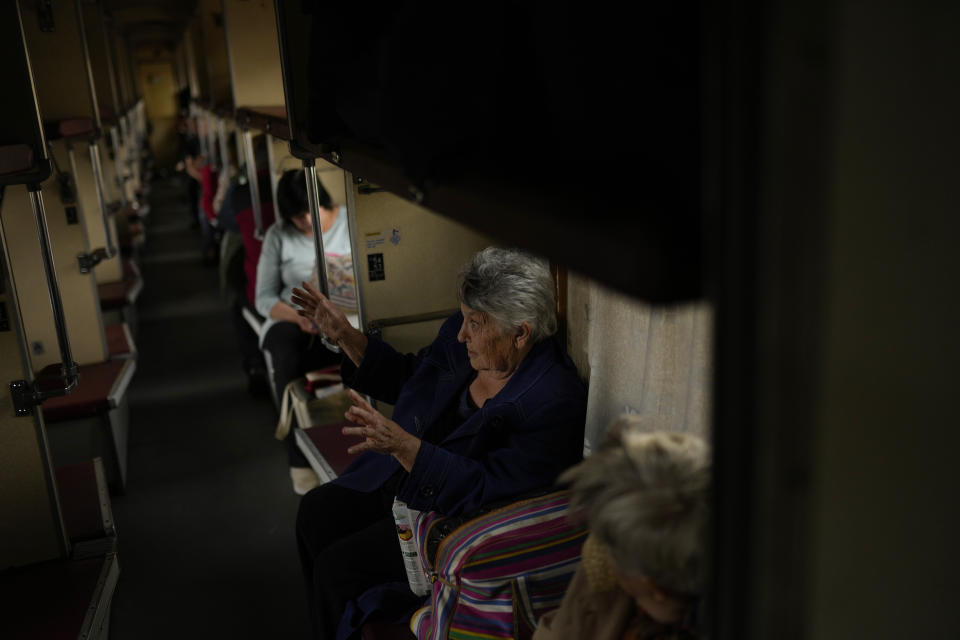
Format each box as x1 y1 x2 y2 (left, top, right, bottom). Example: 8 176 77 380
291 281 350 343
342 390 421 472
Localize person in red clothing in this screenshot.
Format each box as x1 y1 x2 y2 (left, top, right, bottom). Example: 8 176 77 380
224 134 275 394
199 161 220 265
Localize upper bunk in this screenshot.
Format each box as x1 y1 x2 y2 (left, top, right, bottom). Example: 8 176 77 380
272 1 703 302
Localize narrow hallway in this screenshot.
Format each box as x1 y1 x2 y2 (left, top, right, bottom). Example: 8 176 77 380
110 177 310 638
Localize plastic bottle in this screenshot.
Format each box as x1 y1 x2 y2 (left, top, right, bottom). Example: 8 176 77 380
392 498 431 596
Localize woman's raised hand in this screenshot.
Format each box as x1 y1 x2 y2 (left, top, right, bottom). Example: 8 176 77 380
291 281 350 343
342 390 421 472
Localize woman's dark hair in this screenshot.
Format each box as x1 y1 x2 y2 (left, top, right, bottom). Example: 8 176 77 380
275 169 333 226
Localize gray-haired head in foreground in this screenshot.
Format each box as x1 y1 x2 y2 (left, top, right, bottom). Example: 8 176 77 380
561 416 710 596
457 247 557 343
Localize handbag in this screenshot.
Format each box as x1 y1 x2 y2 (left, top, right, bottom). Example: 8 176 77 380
275 366 347 440
409 491 587 640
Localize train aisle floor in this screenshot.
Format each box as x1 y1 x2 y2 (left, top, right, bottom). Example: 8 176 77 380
110 177 310 638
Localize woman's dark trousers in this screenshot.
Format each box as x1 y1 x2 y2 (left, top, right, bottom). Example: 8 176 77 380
262 320 340 467
296 482 407 639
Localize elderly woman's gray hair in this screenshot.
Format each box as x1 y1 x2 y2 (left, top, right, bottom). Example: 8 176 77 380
560 415 710 596
457 247 557 343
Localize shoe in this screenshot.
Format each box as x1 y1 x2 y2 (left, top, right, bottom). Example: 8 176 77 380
291 467 320 496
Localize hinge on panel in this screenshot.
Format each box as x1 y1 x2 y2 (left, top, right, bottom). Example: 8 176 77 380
10 380 36 417
10 363 79 417
355 177 385 196
77 248 108 274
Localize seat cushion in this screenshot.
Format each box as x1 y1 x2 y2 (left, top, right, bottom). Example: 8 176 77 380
0 555 107 638
104 323 132 358
39 360 128 422
303 420 361 477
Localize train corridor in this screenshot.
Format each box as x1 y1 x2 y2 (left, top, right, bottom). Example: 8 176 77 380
109 177 310 638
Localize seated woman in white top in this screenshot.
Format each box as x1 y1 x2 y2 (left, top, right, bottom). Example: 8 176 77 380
255 169 352 494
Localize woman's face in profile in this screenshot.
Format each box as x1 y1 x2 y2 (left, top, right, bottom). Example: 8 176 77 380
457 304 517 374
291 210 313 234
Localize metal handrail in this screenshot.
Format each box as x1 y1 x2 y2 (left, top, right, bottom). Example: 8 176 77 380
65 144 107 273
9 187 80 416
242 128 263 239
74 0 102 133
303 159 340 353
109 125 127 207
88 141 116 257
343 170 367 334
366 309 460 336
218 117 230 174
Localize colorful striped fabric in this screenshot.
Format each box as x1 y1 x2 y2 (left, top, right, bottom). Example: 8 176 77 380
410 492 588 640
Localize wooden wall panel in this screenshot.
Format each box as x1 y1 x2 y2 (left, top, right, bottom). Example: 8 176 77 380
223 0 285 108
1 181 108 372
0 290 64 569
82 1 119 116
70 143 123 284
18 0 96 122
350 184 492 355
0 207 73 569
200 0 232 107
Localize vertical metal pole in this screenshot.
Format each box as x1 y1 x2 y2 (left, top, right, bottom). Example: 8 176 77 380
110 125 128 208
65 145 93 253
74 0 102 132
242 129 263 238
28 188 78 378
303 160 340 353
119 115 129 162
98 0 122 120
342 170 368 333
265 134 280 220
218 117 230 174
88 141 117 256
303 161 330 296
234 128 244 174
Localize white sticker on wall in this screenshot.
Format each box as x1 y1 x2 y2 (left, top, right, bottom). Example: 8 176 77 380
366 228 402 249
365 231 386 250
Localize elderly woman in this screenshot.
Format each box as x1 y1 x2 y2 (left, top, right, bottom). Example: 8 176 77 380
291 247 587 639
534 417 710 640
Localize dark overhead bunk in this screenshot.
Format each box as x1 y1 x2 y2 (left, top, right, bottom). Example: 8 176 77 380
275 1 702 302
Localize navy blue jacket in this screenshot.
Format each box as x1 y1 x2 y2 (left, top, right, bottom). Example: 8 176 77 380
334 313 587 516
